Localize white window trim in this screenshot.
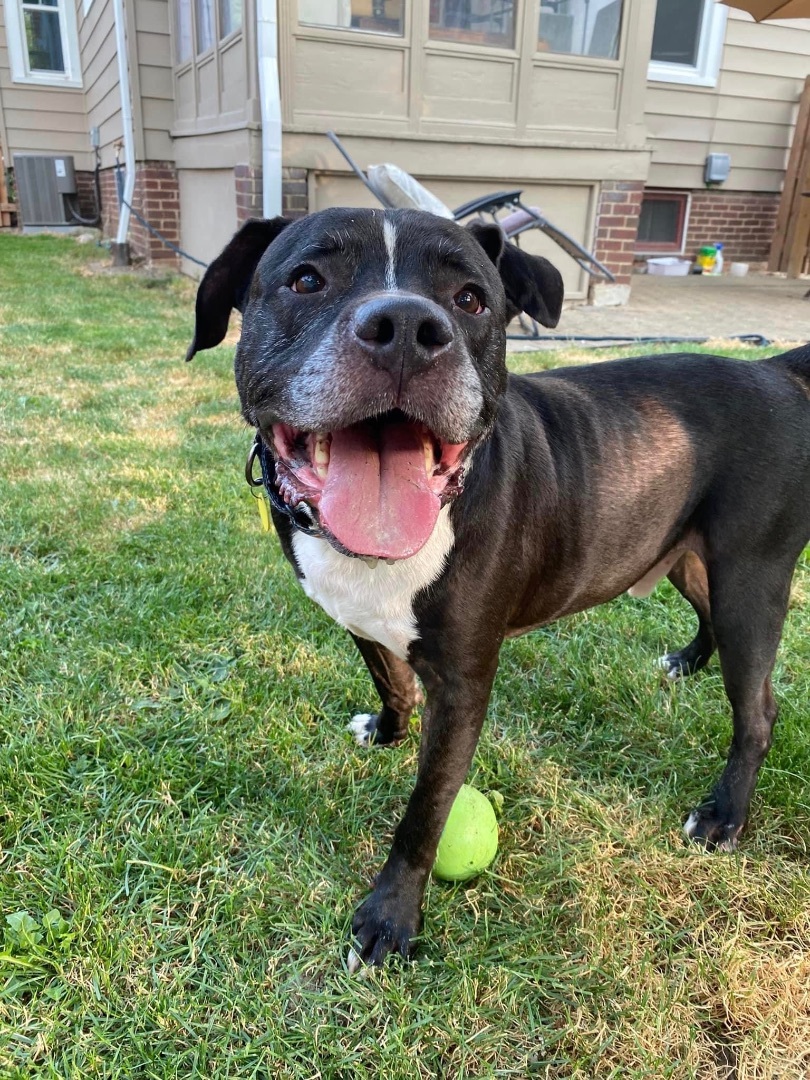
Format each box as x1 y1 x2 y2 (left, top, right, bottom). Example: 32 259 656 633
4 0 83 88
648 2 727 88
82 0 94 15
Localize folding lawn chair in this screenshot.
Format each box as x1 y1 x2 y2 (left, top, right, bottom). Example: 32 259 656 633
326 130 615 337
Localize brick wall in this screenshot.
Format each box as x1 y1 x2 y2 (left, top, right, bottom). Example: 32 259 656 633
234 165 310 224
99 166 119 240
282 167 308 219
73 170 101 224
591 180 644 287
97 162 180 266
128 162 180 266
684 190 779 265
235 164 263 224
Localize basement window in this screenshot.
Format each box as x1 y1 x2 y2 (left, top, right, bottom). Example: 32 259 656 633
635 191 690 254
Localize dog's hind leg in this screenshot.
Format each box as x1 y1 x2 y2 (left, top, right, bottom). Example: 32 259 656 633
347 635 421 747
684 555 794 851
660 551 715 679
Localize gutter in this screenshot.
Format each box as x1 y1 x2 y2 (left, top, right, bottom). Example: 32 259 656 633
112 0 137 263
256 0 282 217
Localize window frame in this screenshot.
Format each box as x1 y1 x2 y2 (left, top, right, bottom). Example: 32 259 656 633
647 0 727 89
4 0 83 88
634 190 691 255
173 0 243 67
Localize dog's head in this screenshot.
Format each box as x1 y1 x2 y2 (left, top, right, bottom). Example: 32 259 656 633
188 207 563 560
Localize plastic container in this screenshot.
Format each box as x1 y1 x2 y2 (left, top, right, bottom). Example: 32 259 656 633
697 245 717 272
709 243 724 275
646 257 692 277
730 262 749 277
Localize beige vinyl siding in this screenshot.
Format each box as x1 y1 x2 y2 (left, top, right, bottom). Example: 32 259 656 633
646 11 810 192
0 0 89 166
134 0 173 161
80 0 121 168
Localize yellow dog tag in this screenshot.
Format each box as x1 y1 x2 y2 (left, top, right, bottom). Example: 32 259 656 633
254 492 272 532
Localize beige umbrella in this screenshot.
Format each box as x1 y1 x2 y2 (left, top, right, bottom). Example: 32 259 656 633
721 0 810 19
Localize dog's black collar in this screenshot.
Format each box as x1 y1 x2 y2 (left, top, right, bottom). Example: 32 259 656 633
245 432 326 539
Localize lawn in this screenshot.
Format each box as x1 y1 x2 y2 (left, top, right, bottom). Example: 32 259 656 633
1 233 809 1079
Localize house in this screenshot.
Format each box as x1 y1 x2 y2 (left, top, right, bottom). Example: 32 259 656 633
1 0 809 303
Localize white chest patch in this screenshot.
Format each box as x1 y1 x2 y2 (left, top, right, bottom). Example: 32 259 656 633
291 507 454 660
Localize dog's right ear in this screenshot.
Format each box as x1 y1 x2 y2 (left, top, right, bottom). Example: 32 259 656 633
186 217 291 361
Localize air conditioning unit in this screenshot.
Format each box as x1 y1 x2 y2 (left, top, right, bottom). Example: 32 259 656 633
13 154 77 228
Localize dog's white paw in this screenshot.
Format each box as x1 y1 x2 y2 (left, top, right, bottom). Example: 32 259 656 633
347 713 376 746
683 809 739 852
683 810 700 840
658 654 681 681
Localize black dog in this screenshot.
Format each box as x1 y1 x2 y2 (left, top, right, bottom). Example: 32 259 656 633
188 208 810 968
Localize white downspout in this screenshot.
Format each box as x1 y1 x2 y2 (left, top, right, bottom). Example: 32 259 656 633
256 0 282 218
113 0 136 257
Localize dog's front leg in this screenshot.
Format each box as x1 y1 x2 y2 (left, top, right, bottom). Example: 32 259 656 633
350 652 499 968
348 634 422 747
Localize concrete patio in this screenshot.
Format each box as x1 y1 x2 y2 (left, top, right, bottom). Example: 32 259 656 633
510 272 810 351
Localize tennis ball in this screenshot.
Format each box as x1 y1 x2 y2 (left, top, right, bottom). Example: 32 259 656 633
432 784 499 882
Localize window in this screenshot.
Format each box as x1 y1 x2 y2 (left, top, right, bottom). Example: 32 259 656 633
176 0 193 61
538 0 623 61
648 0 727 87
635 191 690 254
175 0 242 62
196 0 214 52
429 0 516 49
298 0 404 36
219 0 242 37
4 0 81 86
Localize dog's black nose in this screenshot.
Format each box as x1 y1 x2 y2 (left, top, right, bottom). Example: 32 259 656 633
353 295 454 386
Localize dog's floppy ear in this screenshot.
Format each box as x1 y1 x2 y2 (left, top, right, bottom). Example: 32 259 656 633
467 221 564 329
186 216 291 361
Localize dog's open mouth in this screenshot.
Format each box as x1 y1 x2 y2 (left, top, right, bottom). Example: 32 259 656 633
268 411 469 560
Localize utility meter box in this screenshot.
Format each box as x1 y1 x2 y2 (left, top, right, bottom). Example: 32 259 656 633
704 153 731 185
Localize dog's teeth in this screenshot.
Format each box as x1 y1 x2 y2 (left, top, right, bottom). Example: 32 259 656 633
314 435 330 479
424 439 434 475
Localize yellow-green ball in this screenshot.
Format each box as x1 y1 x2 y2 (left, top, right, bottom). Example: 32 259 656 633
433 784 499 882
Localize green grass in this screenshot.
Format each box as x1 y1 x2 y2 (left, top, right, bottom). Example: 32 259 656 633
1 233 809 1079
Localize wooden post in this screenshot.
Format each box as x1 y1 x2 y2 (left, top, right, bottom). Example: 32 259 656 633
0 143 18 228
769 75 810 274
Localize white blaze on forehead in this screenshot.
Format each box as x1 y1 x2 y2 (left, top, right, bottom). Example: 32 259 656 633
383 216 397 291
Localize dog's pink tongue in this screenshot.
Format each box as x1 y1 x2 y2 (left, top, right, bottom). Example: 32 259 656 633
320 421 439 559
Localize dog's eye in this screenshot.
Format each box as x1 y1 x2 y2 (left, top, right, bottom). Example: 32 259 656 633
453 287 485 315
291 269 325 294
